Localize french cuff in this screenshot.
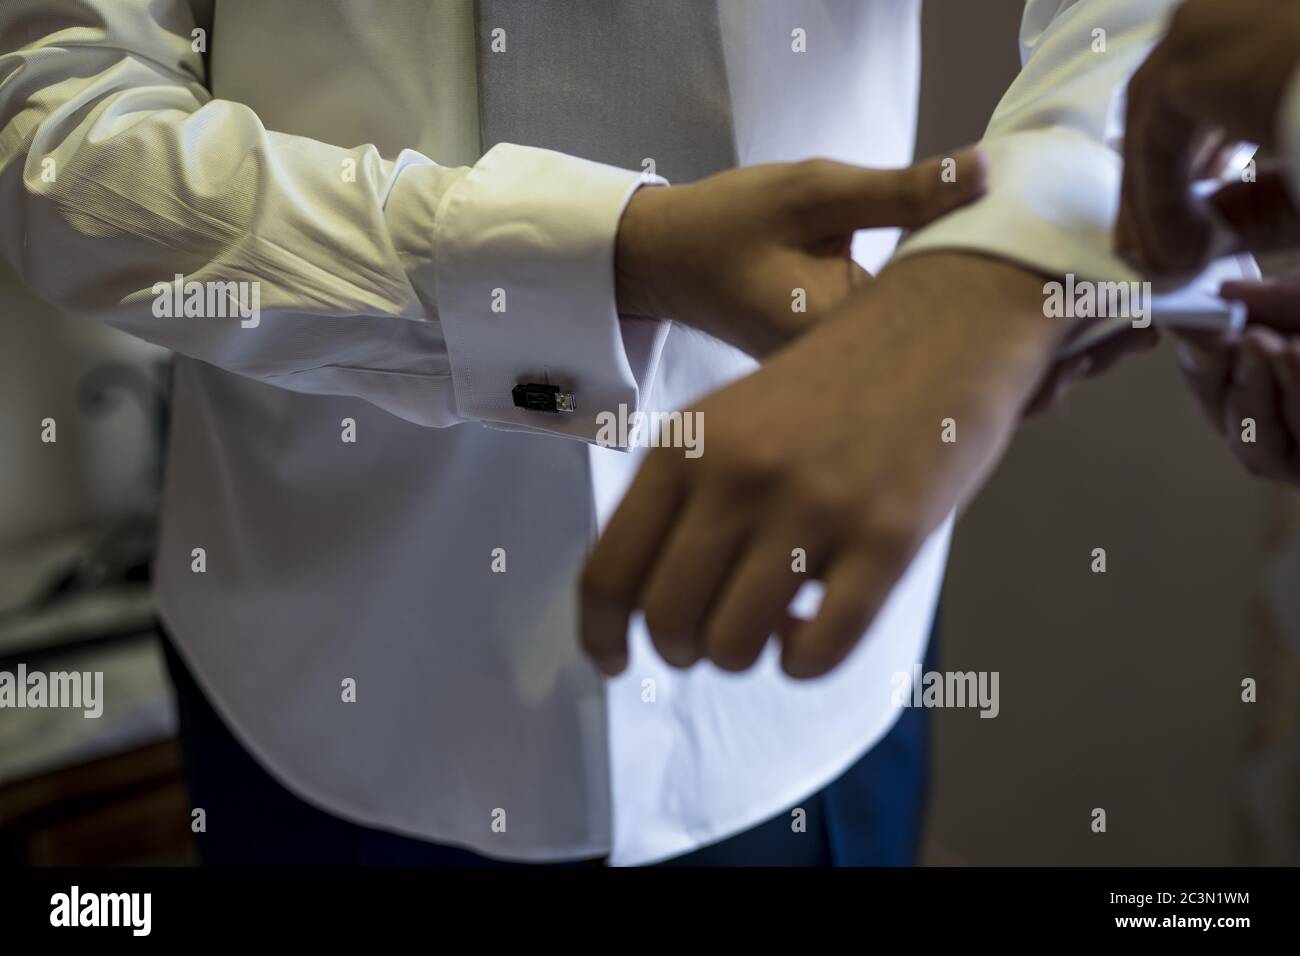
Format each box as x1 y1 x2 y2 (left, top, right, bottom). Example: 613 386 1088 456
894 128 1136 287
1278 62 1300 207
893 128 1257 355
892 129 1142 354
431 142 669 443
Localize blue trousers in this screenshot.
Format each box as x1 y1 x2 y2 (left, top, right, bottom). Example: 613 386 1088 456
163 617 938 866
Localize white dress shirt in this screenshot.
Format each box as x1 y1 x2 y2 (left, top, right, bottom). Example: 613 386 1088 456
0 0 1227 864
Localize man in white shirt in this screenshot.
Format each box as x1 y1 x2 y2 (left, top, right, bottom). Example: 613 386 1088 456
0 0 1242 865
1118 0 1300 486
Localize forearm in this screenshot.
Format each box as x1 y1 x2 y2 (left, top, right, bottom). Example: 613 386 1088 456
0 0 665 436
846 252 1062 406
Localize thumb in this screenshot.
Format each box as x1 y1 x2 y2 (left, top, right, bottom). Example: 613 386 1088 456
808 148 987 235
1220 273 1300 335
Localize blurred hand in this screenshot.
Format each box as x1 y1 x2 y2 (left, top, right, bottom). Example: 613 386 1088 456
1023 324 1161 417
1117 0 1300 274
615 150 986 357
1177 273 1300 485
583 252 1058 679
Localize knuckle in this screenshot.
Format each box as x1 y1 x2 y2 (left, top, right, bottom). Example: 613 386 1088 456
794 157 837 181
788 157 838 206
782 471 848 527
714 446 785 494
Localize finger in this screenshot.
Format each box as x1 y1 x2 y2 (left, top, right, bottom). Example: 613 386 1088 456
805 148 987 236
1081 325 1161 378
1222 274 1300 334
580 453 686 675
702 523 833 673
1118 48 1210 274
1208 172 1300 258
1024 327 1160 417
1023 353 1093 418
1174 332 1235 435
1117 48 1166 260
780 547 901 680
638 487 750 669
1226 330 1294 480
1281 343 1300 481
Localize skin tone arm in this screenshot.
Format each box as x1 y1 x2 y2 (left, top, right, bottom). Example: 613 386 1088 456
613 151 987 356
583 251 1060 678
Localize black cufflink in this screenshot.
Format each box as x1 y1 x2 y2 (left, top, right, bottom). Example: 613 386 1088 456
512 382 575 413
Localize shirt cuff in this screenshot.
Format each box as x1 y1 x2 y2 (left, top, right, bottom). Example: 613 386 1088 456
892 128 1264 356
413 142 670 442
894 128 1135 286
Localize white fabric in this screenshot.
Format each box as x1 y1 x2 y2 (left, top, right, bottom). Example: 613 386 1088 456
0 0 1210 864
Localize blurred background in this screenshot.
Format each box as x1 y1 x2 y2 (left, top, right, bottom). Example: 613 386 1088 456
0 0 1295 865
0 278 184 864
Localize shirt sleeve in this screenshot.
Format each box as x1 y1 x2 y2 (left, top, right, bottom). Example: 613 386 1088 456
893 0 1206 289
0 0 665 437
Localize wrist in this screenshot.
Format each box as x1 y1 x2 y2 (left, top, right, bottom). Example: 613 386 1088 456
614 185 675 318
881 252 1060 357
827 252 1061 419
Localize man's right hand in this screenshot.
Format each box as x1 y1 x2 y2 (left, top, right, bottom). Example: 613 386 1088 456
1178 274 1300 486
614 150 986 357
1117 0 1300 274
